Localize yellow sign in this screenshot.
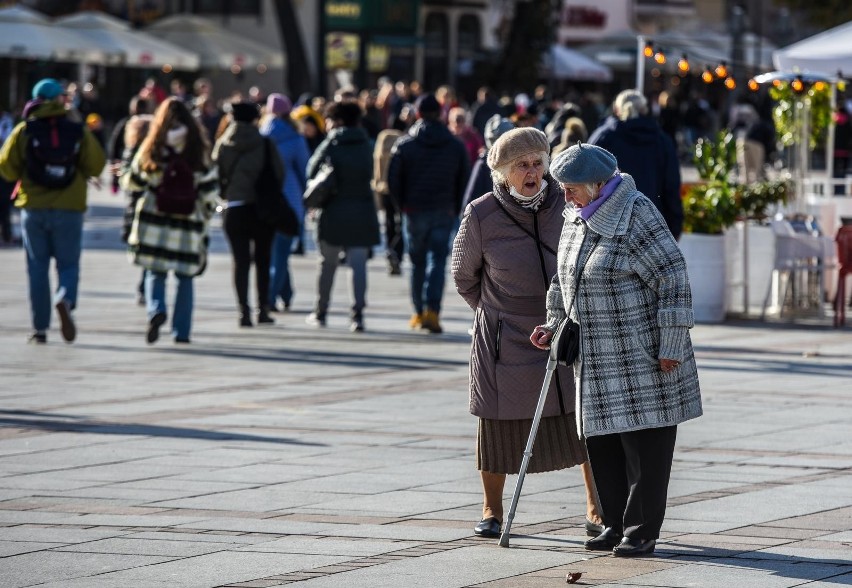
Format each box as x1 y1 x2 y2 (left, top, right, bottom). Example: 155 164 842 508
326 33 360 70
367 44 389 73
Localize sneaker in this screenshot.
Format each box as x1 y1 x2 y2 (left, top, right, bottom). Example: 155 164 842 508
350 316 365 332
28 331 47 344
146 312 167 344
55 298 76 343
420 309 443 334
409 312 423 330
305 312 327 327
239 314 253 328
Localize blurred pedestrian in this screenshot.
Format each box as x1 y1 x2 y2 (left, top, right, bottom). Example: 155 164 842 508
388 93 470 334
123 97 219 344
305 100 380 332
261 93 310 311
0 78 106 344
461 114 514 212
0 106 16 245
448 106 485 166
213 101 279 328
550 117 587 157
373 127 404 275
588 90 683 240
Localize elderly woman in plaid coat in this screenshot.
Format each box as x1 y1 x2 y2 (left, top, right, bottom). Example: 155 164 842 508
530 143 702 558
123 98 219 345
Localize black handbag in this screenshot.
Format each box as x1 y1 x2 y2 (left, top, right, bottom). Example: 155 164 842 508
553 317 581 366
255 139 299 236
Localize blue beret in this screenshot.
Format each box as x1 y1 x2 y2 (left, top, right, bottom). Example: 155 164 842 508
549 142 617 184
32 78 65 100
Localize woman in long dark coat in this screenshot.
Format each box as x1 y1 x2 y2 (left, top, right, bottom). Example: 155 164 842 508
305 100 380 332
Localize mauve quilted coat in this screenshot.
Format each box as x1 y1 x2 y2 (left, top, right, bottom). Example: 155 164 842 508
452 178 574 420
544 174 702 437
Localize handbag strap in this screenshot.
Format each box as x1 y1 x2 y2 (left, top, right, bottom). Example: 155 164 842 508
493 196 557 257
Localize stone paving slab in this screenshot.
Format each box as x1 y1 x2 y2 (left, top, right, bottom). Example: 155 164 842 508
0 187 850 586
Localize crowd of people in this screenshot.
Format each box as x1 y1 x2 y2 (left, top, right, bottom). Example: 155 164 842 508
37 71 852 557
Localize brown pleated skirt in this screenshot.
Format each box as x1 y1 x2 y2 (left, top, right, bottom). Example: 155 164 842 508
476 414 588 474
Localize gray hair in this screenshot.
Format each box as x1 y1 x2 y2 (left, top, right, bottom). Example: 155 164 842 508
491 150 551 186
613 89 648 121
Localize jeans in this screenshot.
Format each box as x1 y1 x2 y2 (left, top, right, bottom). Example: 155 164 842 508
21 208 84 332
268 225 299 308
145 269 193 340
403 210 454 314
315 240 368 317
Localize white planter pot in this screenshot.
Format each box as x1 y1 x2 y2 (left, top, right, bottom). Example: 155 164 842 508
679 233 727 323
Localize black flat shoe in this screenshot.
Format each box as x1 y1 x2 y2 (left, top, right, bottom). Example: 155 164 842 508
585 517 604 537
474 517 501 538
584 527 622 551
613 537 656 557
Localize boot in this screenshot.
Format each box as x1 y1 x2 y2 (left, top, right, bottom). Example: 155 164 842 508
420 309 443 334
409 312 423 330
239 305 253 328
257 306 275 325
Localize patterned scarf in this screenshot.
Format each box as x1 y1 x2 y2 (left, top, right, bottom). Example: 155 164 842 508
509 179 549 211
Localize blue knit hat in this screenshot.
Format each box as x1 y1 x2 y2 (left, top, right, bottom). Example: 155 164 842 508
549 142 617 184
32 78 65 100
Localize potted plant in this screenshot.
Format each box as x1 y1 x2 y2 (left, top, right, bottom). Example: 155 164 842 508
680 131 789 321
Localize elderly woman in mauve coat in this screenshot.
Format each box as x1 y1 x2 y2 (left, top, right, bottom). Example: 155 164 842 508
530 143 702 557
452 128 603 540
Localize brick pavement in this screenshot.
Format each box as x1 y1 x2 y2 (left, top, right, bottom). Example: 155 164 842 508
0 186 850 587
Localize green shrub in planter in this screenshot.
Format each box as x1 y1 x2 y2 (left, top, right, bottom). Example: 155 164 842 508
683 131 790 234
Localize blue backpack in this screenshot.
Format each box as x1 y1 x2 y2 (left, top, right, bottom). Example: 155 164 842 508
25 117 83 189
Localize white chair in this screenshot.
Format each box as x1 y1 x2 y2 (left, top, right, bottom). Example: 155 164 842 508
761 219 835 319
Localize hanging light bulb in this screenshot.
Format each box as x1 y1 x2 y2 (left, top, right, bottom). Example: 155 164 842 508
791 76 805 93
814 81 826 91
724 76 736 90
643 42 654 58
677 54 689 73
654 50 666 65
748 78 759 91
701 67 714 84
715 62 728 78
772 79 782 88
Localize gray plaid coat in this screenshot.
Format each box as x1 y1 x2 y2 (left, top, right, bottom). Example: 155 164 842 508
545 174 702 437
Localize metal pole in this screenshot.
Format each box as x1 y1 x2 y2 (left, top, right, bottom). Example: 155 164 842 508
499 339 561 548
636 34 645 94
827 81 837 195
743 220 750 314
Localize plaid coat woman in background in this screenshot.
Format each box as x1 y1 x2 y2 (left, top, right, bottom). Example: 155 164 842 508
122 98 219 344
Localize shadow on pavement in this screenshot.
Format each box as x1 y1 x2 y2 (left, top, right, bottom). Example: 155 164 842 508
0 410 324 446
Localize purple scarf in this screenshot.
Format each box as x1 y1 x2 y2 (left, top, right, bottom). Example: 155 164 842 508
577 175 622 220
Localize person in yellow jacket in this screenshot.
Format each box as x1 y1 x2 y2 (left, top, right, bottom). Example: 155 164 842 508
0 78 106 344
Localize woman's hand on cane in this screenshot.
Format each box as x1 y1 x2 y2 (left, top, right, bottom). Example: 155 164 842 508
529 326 553 350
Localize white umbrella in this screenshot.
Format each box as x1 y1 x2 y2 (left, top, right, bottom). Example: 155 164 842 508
546 45 613 82
0 5 105 62
773 20 852 75
54 11 200 71
145 14 284 70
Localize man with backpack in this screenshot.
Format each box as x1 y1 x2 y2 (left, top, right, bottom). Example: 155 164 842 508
0 78 106 344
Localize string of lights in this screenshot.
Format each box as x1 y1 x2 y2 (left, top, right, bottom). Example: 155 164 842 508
638 39 848 93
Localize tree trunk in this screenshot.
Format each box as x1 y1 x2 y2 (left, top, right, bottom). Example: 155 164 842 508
271 0 313 97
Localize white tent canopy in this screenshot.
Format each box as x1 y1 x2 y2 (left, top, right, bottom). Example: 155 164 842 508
773 20 852 74
0 5 104 62
546 45 613 82
54 11 199 71
145 14 284 70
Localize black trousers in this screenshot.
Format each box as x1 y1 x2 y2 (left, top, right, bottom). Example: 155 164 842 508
380 192 404 262
585 425 677 540
223 204 274 311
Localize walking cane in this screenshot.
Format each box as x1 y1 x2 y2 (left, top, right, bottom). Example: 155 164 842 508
498 322 563 548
